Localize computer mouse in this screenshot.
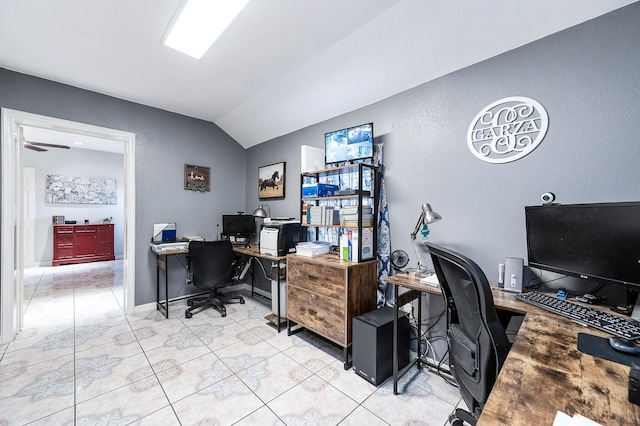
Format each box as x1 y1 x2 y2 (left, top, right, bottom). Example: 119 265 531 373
609 337 640 355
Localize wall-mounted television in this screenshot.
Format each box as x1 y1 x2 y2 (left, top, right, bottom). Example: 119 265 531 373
325 122 373 165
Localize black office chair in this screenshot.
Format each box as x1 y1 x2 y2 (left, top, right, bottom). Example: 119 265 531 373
427 243 511 426
185 240 245 318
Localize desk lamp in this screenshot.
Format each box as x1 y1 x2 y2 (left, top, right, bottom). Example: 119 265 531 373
252 205 270 244
252 205 270 218
409 203 441 276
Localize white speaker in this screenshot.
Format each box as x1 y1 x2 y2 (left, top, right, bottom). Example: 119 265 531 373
504 257 524 293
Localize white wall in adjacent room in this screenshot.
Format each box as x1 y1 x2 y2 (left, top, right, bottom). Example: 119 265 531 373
23 146 124 265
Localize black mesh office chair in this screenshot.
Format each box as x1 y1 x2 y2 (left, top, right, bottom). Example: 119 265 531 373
427 243 511 426
185 240 245 318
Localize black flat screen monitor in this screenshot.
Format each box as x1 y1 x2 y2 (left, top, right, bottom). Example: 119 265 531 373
325 122 373 165
525 202 640 292
222 214 255 238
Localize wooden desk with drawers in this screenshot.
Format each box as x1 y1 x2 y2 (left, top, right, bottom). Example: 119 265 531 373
385 273 640 425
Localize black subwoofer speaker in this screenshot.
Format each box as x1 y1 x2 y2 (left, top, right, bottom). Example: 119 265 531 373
352 306 410 385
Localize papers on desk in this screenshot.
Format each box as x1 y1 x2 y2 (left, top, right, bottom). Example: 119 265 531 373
419 273 440 287
295 242 331 257
150 241 189 254
553 412 602 426
182 236 204 241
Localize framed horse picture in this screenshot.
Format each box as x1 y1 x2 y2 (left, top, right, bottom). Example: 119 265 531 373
258 161 285 200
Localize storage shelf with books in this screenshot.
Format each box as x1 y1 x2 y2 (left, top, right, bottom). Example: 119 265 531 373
299 163 378 262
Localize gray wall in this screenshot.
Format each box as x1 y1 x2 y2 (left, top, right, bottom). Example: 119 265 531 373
23 148 125 265
3 2 640 311
246 3 640 302
0 69 247 305
244 3 640 358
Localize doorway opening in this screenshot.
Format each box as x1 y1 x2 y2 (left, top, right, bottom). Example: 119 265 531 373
1 108 136 344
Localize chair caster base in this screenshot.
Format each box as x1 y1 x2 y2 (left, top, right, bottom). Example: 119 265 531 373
185 312 193 319
449 416 463 426
448 408 477 426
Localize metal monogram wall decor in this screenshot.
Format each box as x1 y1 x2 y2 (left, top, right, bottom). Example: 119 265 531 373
467 96 548 163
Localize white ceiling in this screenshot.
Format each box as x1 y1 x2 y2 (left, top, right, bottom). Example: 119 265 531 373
1 0 636 150
22 127 124 154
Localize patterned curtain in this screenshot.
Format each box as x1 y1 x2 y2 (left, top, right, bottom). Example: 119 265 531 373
377 167 392 306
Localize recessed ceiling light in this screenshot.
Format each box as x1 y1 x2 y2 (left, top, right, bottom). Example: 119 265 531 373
162 0 249 59
74 141 85 146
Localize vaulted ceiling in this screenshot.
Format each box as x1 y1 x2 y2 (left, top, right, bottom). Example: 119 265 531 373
1 0 636 149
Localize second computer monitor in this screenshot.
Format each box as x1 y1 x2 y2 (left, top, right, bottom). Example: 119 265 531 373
222 214 255 240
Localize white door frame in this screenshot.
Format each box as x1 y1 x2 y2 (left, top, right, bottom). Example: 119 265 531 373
23 167 36 268
1 108 136 344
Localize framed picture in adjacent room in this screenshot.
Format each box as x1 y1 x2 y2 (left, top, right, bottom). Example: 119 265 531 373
184 164 210 192
258 161 285 200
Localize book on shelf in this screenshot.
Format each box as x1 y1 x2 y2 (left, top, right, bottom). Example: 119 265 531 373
339 206 373 216
342 221 374 228
307 205 339 225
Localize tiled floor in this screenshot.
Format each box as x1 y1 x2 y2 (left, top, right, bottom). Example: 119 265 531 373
0 260 463 425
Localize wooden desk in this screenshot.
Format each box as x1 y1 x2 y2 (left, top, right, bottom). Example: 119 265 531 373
385 273 640 425
232 244 287 332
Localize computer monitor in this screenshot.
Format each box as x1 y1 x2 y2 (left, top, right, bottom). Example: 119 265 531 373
525 202 640 314
222 214 255 240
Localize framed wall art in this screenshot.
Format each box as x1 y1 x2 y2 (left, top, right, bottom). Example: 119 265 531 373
46 175 117 204
258 161 285 200
184 164 210 192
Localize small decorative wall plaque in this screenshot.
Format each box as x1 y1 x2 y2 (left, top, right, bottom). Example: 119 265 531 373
467 96 548 163
184 164 210 192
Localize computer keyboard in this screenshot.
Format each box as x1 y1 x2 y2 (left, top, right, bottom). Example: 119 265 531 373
516 291 640 340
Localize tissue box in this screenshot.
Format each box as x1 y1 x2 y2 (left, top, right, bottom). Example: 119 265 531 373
352 229 374 261
302 183 339 198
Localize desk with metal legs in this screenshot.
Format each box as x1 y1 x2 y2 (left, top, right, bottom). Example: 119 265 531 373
151 244 286 328
232 244 287 332
385 273 640 424
153 247 189 319
386 274 431 395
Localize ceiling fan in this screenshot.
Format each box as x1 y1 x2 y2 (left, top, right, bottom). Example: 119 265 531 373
23 141 71 152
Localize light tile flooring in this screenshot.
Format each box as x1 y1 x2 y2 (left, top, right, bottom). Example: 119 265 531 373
0 260 463 425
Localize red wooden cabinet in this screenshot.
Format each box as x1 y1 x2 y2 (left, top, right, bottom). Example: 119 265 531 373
53 224 115 266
